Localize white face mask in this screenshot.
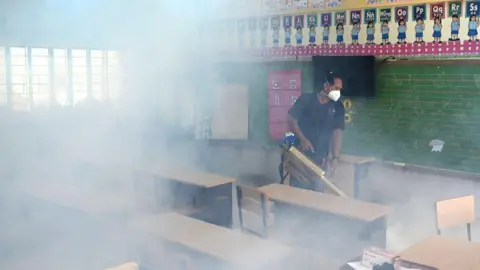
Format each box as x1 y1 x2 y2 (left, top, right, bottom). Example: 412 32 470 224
327 90 341 102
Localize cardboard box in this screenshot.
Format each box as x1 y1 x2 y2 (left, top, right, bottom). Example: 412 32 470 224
362 247 399 268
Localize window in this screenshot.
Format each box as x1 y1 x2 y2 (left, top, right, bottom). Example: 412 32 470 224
53 49 69 106
0 47 6 106
91 50 106 101
106 51 121 100
10 47 29 111
31 48 50 107
71 49 87 104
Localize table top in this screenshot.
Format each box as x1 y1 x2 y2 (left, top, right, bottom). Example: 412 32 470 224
258 184 390 222
340 155 375 165
130 212 291 267
399 236 480 270
105 262 139 270
135 165 235 188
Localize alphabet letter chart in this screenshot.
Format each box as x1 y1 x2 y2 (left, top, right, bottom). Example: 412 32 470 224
268 70 302 140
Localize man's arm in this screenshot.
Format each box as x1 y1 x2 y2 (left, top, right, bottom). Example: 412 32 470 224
331 103 345 158
288 94 309 142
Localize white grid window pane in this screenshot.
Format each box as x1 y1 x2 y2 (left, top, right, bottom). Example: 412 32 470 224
0 47 6 106
106 50 121 100
53 49 69 106
90 50 106 101
72 49 88 104
10 47 29 110
32 84 49 106
31 48 50 107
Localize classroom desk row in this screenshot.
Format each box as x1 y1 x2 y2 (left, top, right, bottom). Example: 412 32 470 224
14 182 338 269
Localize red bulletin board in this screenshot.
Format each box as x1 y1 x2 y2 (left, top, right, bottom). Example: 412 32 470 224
268 69 302 140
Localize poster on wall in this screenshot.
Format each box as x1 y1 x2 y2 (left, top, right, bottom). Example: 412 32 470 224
364 8 377 24
307 14 318 27
448 1 462 17
310 0 325 9
350 10 361 24
294 15 305 28
283 15 292 29
278 0 293 12
366 0 418 5
395 6 409 22
412 4 427 20
321 12 332 26
268 70 302 140
292 0 307 10
262 0 278 14
271 16 281 29
466 1 480 16
430 2 446 19
380 8 392 22
335 11 346 25
326 0 342 8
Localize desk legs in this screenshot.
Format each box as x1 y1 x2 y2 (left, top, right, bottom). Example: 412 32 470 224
353 164 371 200
192 183 233 228
152 180 233 229
272 202 387 260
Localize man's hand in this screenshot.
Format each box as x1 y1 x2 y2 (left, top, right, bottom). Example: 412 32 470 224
328 157 339 177
300 138 314 152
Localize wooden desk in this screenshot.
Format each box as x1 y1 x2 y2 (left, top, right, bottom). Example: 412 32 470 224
130 213 291 269
134 165 235 228
135 165 235 188
105 262 139 270
399 236 480 270
330 155 375 199
258 184 389 222
258 184 390 260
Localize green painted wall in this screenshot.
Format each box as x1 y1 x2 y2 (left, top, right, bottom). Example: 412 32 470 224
244 60 480 173
343 62 480 173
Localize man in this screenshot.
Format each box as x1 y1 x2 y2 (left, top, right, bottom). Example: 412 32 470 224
285 73 345 191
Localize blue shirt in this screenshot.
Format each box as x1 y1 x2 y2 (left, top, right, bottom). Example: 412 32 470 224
309 30 315 37
352 27 360 35
288 93 345 158
296 32 302 39
285 31 291 38
381 26 389 34
470 21 478 29
323 30 329 37
433 24 441 31
367 27 374 35
398 25 406 33
415 24 423 33
337 29 344 35
451 21 459 31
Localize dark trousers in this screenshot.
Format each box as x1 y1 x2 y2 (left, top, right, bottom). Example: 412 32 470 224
280 149 328 192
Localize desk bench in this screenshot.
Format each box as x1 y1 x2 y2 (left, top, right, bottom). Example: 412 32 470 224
258 184 390 261
134 165 235 228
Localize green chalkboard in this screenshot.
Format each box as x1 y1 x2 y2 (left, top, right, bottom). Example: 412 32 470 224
342 62 480 173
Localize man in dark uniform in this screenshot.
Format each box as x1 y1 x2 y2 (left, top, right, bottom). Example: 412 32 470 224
285 73 345 191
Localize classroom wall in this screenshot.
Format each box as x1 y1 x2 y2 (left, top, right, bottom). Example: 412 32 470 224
218 2 479 51
237 59 480 174
221 15 477 50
